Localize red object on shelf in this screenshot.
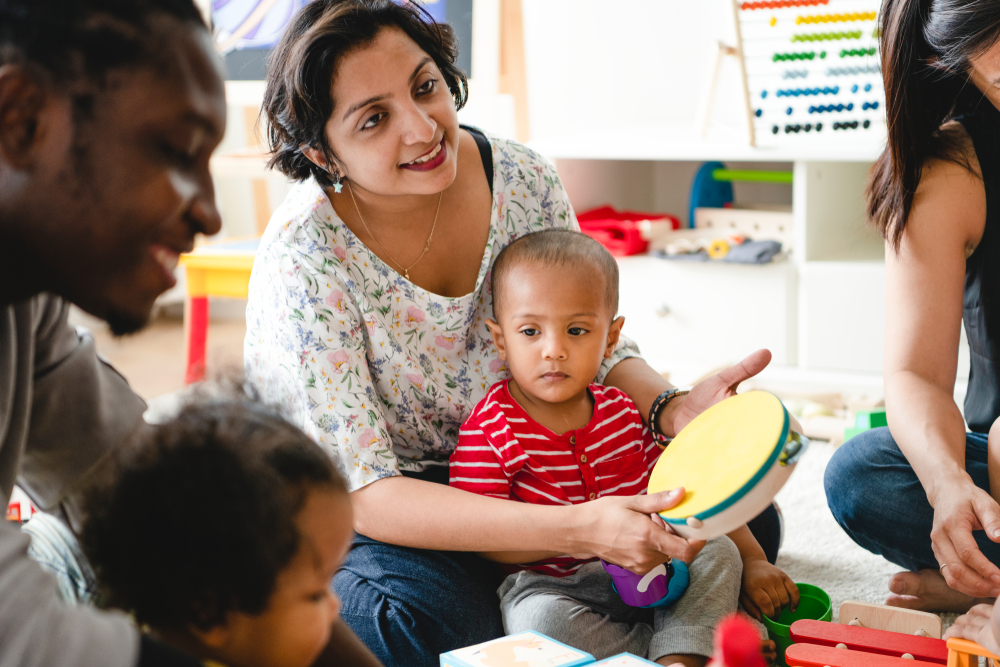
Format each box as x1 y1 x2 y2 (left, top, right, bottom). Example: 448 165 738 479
577 205 681 257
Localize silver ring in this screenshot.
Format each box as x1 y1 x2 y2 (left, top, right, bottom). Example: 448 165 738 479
940 562 948 570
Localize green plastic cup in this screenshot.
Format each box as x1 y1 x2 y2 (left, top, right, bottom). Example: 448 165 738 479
759 583 832 667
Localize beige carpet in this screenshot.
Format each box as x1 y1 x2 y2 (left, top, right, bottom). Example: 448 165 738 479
773 439 958 629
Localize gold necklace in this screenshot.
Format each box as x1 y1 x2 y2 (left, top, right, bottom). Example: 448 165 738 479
347 182 442 282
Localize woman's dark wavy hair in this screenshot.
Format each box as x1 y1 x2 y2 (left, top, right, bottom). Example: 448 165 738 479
81 393 346 632
263 0 469 187
868 0 1000 249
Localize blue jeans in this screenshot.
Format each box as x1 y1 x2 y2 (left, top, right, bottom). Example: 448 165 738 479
335 467 783 667
825 426 1000 571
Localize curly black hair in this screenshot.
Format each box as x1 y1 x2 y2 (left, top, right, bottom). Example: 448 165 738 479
263 0 469 188
0 0 206 86
81 395 347 632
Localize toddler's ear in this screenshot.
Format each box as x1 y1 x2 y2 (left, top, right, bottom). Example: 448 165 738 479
604 316 625 358
189 621 233 651
485 318 508 360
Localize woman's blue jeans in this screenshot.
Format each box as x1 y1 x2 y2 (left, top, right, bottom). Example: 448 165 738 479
825 426 1000 572
334 467 783 667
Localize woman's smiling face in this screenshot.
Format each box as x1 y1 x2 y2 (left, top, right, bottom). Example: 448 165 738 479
321 26 460 197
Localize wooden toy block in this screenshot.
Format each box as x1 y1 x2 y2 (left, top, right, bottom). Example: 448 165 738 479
945 637 1000 667
790 620 947 664
844 410 887 441
785 643 938 666
838 600 942 638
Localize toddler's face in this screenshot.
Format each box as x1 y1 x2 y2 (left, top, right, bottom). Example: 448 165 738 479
487 261 623 405
209 489 353 667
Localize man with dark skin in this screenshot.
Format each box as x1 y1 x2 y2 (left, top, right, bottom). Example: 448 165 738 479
0 2 380 666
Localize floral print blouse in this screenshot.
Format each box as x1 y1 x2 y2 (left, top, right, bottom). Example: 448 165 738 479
245 132 640 491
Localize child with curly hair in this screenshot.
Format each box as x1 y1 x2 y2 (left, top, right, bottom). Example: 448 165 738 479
81 395 353 667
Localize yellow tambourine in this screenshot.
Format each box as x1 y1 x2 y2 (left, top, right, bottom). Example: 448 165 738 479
647 391 808 540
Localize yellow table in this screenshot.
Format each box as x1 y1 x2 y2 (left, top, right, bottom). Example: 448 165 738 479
178 237 259 383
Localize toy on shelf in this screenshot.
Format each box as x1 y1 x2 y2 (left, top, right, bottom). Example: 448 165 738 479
843 408 887 442
601 558 689 609
647 391 809 540
760 583 832 667
731 0 885 146
658 162 790 265
576 206 680 258
945 637 1000 667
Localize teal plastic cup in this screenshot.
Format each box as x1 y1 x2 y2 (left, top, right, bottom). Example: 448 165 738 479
759 583 832 667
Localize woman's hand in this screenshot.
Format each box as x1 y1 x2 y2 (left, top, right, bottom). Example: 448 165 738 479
574 487 706 573
664 349 772 437
739 558 799 621
944 603 1000 656
930 478 1000 598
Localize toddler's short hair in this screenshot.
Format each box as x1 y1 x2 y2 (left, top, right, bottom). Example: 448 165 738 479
81 393 346 631
490 229 619 320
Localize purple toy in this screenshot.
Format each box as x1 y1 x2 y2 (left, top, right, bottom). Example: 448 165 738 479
601 559 690 608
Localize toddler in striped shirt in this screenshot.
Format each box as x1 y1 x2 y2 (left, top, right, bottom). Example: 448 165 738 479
449 229 794 667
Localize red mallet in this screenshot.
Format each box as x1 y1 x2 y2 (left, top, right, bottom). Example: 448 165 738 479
709 615 767 667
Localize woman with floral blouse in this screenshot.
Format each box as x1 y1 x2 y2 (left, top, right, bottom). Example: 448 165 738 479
246 2 778 666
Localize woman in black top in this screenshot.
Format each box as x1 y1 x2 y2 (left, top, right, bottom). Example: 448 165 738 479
826 0 1000 613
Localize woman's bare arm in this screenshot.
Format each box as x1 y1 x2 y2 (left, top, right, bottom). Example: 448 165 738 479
351 476 704 573
882 136 1000 596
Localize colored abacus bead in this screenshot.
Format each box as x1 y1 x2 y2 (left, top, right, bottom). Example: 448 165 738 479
782 69 809 79
772 125 780 134
773 51 817 61
790 29 862 42
761 90 768 99
864 83 872 91
776 86 839 97
851 83 858 93
827 65 880 75
742 0 829 9
863 119 871 128
796 11 877 25
787 107 793 115
755 109 763 117
839 47 877 58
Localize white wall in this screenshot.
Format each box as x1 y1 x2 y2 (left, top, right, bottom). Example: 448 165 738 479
522 0 743 142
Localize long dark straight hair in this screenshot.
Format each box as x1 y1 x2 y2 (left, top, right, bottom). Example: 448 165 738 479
868 0 1000 249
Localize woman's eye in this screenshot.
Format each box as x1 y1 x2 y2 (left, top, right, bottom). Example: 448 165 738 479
568 327 587 336
417 78 437 96
520 328 539 337
362 112 386 130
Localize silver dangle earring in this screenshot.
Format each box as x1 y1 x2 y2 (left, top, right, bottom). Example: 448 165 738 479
332 172 344 194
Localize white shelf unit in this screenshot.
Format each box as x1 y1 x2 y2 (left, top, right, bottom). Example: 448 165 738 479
530 130 971 400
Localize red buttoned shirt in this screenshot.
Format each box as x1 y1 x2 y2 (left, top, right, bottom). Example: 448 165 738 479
449 380 662 576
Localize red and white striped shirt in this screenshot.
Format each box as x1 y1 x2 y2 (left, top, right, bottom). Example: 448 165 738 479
449 380 662 576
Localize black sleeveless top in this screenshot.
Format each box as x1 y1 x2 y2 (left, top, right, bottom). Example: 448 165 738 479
957 101 1000 433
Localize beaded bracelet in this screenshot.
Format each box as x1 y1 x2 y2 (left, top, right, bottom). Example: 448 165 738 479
648 389 690 444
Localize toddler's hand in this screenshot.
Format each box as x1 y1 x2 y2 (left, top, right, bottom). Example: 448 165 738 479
740 559 799 621
945 603 1000 657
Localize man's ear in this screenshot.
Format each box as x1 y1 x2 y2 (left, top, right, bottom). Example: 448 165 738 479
485 318 507 360
0 66 49 170
604 316 625 358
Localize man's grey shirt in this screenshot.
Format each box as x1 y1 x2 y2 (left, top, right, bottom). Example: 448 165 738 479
0 294 143 667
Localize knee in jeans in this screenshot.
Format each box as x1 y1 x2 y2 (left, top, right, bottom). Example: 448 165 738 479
697 535 741 571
